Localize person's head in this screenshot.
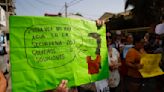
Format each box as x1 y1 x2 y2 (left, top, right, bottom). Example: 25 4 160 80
144 33 162 53
106 32 111 37
107 37 113 47
106 32 111 38
115 30 122 41
133 34 144 50
162 15 164 22
126 34 133 44
116 30 121 35
144 33 149 42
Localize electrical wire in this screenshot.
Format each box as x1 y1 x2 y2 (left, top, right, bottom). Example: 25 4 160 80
68 0 84 7
59 0 84 13
26 0 38 9
68 0 79 5
35 0 62 7
59 6 65 13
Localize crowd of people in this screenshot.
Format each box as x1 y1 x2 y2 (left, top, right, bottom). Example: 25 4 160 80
105 21 164 92
70 18 164 92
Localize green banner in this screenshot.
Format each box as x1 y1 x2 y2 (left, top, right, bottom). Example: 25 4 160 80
10 16 109 92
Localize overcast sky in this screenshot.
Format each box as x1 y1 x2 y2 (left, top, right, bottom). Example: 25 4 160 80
15 0 127 20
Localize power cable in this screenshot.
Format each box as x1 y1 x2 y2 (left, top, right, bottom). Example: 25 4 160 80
35 0 62 7
68 0 79 5
26 0 38 9
59 6 65 13
68 0 84 7
59 0 85 15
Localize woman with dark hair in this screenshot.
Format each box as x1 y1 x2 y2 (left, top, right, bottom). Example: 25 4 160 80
144 33 164 92
125 35 145 92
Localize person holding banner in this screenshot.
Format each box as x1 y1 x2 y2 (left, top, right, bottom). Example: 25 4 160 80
53 80 69 92
0 71 69 92
142 33 164 92
125 35 145 92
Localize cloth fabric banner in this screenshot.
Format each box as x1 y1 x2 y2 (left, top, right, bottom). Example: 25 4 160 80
9 16 109 92
139 54 164 78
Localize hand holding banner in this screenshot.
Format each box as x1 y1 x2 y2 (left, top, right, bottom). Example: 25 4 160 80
139 54 164 78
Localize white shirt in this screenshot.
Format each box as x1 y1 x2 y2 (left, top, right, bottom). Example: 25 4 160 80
108 48 120 88
155 23 164 35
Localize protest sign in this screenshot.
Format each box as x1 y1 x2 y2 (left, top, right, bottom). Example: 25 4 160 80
10 16 109 91
139 54 164 78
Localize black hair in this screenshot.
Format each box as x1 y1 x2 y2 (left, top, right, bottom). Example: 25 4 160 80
144 33 159 53
133 34 143 44
126 33 133 38
162 15 164 20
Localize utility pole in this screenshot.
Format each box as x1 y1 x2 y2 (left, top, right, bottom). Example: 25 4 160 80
65 2 68 17
5 0 8 12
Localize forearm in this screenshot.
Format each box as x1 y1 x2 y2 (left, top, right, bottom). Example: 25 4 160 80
0 85 6 92
126 62 137 69
0 72 7 92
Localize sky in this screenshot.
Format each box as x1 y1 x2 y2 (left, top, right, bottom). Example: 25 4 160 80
15 0 127 20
